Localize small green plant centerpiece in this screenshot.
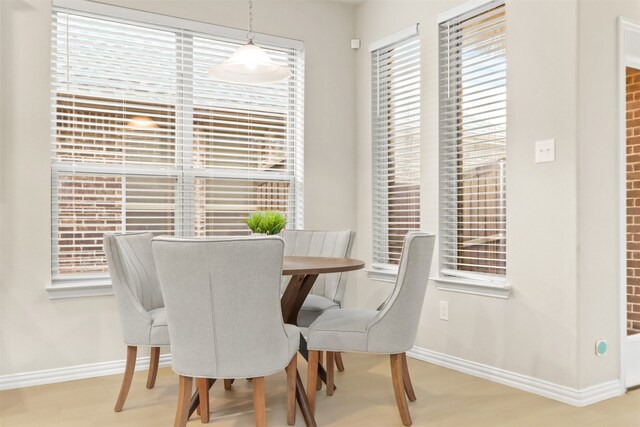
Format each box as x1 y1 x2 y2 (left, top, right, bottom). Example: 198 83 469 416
246 211 287 235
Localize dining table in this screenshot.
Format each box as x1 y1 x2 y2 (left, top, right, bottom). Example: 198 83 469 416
187 255 365 427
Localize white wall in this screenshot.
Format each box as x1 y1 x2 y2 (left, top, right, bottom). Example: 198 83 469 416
349 0 582 389
0 0 357 376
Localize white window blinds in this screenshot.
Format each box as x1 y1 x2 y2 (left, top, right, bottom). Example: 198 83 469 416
51 5 304 281
439 2 506 278
371 27 421 267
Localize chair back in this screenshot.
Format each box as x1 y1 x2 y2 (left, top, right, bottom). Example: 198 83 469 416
104 233 164 343
281 230 355 304
368 232 435 353
152 236 293 378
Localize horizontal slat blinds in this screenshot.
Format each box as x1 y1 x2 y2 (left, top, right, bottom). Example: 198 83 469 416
371 30 421 267
439 3 506 278
51 6 304 281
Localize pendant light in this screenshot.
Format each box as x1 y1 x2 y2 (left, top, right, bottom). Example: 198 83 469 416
209 1 291 85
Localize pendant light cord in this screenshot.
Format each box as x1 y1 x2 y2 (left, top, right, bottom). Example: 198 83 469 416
247 0 255 43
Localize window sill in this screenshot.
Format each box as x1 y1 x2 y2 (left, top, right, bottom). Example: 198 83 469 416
365 267 398 283
432 276 512 299
47 279 114 300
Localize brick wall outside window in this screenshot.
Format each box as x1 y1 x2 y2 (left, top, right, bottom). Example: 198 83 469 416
626 66 640 335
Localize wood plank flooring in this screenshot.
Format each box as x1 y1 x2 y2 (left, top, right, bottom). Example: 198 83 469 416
1 353 640 426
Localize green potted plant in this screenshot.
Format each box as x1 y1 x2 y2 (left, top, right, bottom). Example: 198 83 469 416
246 211 287 235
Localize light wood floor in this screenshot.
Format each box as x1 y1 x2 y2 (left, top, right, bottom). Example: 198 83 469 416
2 353 640 426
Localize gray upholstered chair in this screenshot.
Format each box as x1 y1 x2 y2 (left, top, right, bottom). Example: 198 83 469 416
103 232 169 412
306 232 435 426
151 236 300 427
281 229 355 374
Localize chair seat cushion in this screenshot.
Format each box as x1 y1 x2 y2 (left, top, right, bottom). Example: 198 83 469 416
297 295 340 327
307 308 379 353
148 308 170 346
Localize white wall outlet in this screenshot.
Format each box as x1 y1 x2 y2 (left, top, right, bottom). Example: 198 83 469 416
535 139 556 163
351 39 361 49
439 301 449 321
595 339 607 356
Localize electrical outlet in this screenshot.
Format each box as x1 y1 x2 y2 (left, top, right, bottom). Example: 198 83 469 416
439 301 449 321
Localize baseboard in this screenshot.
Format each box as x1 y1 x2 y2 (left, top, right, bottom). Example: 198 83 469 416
1 346 623 406
0 353 172 391
407 346 623 407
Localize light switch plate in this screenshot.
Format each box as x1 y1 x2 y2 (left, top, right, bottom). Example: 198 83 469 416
535 139 555 163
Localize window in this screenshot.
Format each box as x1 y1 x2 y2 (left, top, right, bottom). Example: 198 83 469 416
50 5 304 284
439 2 506 280
371 26 421 268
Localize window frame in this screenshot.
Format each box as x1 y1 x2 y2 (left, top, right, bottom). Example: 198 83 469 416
48 1 304 298
434 0 511 298
369 24 421 274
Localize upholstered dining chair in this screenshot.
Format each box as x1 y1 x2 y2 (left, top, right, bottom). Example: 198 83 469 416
151 236 300 427
305 232 435 426
281 229 355 376
103 232 169 412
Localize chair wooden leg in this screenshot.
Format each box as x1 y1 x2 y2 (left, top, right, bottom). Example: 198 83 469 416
390 354 412 426
334 352 345 372
326 351 335 397
224 379 234 390
174 375 193 427
114 345 137 412
307 350 319 415
194 379 215 418
307 350 320 414
401 353 417 402
285 355 297 425
197 378 210 423
253 377 267 427
316 351 323 390
146 346 160 389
